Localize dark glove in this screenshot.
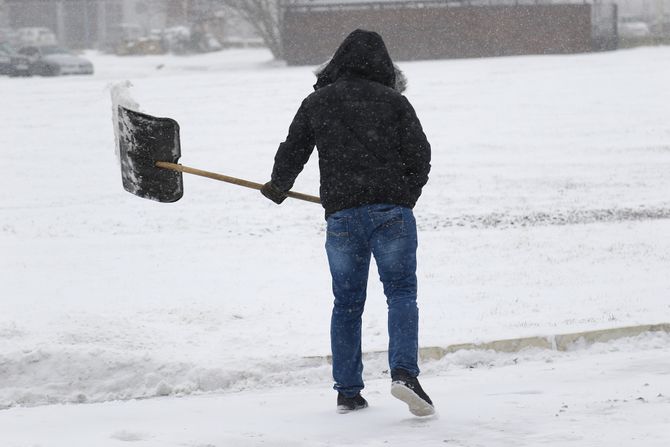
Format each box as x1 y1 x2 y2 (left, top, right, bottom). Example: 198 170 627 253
260 181 288 204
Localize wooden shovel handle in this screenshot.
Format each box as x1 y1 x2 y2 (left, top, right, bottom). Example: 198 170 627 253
155 161 321 204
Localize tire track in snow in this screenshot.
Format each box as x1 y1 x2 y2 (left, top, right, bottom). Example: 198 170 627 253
419 206 670 230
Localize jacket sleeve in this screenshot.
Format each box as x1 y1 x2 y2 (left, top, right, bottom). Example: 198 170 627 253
398 96 431 192
270 99 316 192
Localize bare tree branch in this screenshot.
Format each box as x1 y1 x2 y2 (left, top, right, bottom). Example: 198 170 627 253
216 0 295 59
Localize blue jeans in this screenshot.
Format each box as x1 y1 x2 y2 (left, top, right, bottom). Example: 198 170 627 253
325 204 420 397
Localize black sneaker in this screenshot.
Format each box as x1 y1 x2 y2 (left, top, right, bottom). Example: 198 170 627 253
391 369 435 417
336 392 368 413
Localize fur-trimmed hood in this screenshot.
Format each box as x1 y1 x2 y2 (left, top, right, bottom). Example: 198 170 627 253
313 29 407 93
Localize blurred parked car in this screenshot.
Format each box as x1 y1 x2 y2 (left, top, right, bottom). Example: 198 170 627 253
618 19 651 39
0 28 17 44
17 45 94 76
115 37 165 56
0 43 12 74
16 27 57 46
0 42 31 76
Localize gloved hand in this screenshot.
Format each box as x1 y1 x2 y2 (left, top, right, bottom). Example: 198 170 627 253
260 181 288 204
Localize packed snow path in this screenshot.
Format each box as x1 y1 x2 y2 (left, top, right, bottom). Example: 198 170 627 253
0 333 668 446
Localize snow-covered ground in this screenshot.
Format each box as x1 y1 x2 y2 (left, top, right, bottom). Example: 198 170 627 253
1 333 669 446
0 46 669 444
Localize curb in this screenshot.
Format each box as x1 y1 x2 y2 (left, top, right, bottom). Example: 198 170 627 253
306 323 670 364
418 323 670 362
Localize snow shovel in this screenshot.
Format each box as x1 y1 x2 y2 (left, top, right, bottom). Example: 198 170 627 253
116 106 321 204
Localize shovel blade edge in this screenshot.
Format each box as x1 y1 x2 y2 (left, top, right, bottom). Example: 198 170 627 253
117 106 184 203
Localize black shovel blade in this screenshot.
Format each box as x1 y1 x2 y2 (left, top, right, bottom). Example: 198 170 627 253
117 106 183 203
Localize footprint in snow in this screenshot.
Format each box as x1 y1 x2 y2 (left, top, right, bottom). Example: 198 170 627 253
110 430 148 442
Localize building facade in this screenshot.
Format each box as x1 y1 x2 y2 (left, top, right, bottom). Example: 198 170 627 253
2 0 230 49
0 1 8 28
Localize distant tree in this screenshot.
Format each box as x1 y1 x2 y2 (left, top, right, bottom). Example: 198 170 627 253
216 0 296 59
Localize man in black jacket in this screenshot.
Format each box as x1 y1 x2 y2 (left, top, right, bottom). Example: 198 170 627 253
261 29 433 416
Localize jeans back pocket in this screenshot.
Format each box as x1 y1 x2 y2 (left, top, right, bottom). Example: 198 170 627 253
326 215 355 253
369 205 405 241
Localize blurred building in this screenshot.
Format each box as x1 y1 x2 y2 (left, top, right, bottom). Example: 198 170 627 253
0 1 8 28
6 0 110 48
3 0 145 48
1 0 254 50
617 0 669 21
282 0 620 64
296 0 670 32
616 0 670 36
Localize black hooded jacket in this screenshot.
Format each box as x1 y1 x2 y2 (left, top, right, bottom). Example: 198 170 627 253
270 29 431 217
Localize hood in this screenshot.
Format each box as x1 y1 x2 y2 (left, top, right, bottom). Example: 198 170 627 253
314 29 406 92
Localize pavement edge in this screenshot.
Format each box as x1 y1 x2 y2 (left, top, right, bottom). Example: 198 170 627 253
417 323 670 362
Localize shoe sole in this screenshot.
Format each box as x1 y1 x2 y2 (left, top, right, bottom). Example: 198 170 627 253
337 403 368 414
391 383 435 417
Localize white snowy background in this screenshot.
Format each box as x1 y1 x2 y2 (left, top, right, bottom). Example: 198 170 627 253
0 47 669 446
